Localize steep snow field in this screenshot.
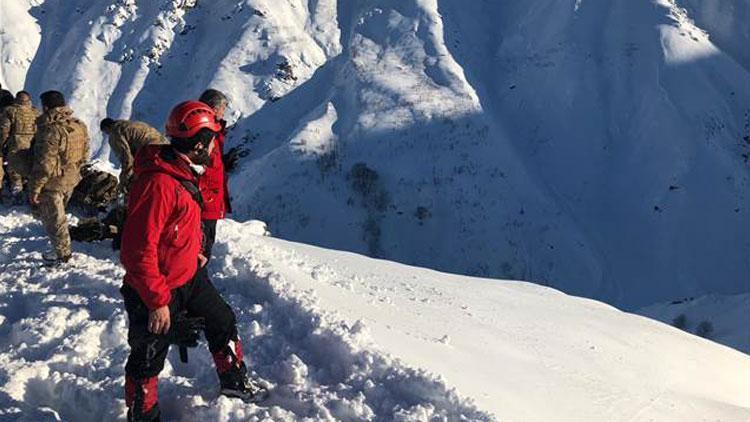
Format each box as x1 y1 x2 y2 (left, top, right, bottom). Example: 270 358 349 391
0 206 749 421
2 0 750 310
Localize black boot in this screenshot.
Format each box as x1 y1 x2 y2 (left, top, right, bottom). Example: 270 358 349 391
42 250 71 267
219 363 269 403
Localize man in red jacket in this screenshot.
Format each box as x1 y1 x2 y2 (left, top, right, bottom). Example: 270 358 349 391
120 101 265 422
197 89 231 262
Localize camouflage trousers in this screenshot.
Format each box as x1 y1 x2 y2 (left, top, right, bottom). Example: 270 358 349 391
0 150 9 190
33 190 73 259
6 148 32 191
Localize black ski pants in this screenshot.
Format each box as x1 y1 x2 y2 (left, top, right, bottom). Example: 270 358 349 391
121 268 237 379
202 219 217 263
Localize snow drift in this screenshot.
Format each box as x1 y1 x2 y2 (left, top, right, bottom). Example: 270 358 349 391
0 207 748 421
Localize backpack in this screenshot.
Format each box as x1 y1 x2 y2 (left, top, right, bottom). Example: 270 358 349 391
70 164 120 211
59 118 89 168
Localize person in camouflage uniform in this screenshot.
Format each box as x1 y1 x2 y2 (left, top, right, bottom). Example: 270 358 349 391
0 84 12 109
0 91 41 199
100 118 166 192
28 91 90 265
0 84 15 200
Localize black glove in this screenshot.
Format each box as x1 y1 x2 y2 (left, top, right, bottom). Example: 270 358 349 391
165 311 205 348
222 146 249 173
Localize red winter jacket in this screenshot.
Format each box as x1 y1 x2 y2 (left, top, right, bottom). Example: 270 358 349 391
120 145 203 310
200 128 231 220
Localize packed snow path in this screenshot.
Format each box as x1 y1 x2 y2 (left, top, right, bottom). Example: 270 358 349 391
0 207 489 421
1 205 749 421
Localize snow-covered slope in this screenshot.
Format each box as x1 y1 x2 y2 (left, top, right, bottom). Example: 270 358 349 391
0 208 489 421
639 293 750 355
2 0 750 310
1 207 749 421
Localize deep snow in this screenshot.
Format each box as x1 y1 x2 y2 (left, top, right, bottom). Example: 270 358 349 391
0 207 490 421
3 0 750 310
0 206 749 421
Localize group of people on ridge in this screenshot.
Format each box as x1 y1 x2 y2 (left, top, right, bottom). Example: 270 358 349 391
1 85 87 264
0 84 265 421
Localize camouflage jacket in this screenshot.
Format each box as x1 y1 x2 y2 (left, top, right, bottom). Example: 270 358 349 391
29 106 90 196
108 120 166 187
0 103 41 152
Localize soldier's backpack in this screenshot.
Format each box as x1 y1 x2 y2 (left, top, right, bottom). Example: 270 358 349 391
70 217 116 243
58 117 89 169
70 164 119 211
69 204 126 246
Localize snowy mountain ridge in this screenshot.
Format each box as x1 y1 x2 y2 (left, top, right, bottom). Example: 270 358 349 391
2 1 750 420
1 1 749 306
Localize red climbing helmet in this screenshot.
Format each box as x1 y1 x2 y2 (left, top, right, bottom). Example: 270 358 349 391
165 100 222 139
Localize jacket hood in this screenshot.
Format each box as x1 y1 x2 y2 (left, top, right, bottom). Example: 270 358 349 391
37 106 74 126
133 144 197 183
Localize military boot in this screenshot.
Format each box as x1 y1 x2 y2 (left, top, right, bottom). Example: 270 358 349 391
42 249 71 267
10 184 24 205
